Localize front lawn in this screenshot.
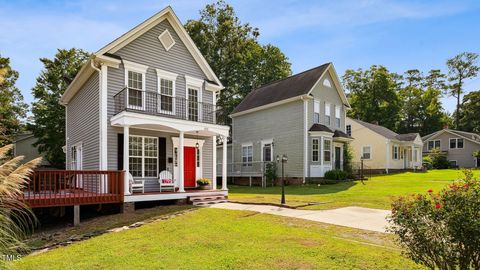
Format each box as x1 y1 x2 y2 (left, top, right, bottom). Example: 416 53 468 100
16 208 423 270
228 169 475 210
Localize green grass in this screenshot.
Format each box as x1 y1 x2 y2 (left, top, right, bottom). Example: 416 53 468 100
16 208 424 270
229 169 476 210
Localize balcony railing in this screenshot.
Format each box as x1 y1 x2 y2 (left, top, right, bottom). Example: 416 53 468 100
114 87 216 124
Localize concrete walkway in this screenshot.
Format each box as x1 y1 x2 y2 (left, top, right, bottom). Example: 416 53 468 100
209 203 391 233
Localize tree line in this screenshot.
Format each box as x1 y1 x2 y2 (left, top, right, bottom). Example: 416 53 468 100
0 0 478 168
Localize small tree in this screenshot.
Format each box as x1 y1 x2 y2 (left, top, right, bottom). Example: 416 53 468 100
0 145 41 269
389 169 480 270
264 162 277 186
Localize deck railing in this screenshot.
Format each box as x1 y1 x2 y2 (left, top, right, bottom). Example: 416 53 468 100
113 87 217 124
23 170 124 208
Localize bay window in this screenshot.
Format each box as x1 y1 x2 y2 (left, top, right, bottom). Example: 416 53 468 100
324 139 332 162
312 138 319 162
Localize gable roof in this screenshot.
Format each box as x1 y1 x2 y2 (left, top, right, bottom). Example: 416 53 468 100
231 63 350 116
422 129 480 145
61 6 222 105
350 118 419 142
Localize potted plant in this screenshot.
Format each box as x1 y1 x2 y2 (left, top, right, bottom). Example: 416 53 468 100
196 178 211 190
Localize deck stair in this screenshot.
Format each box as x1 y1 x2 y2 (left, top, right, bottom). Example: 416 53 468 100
188 194 228 206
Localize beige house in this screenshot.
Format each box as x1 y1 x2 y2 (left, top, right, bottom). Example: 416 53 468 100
422 129 480 168
346 118 423 173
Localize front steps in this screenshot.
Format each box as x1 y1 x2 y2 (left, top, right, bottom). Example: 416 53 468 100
188 194 228 206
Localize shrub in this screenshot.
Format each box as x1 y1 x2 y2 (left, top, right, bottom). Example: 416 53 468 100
196 178 211 186
427 149 450 169
343 143 354 178
264 162 277 186
324 169 348 180
389 169 480 269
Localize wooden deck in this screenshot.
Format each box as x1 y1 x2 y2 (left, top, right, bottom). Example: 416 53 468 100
23 170 124 208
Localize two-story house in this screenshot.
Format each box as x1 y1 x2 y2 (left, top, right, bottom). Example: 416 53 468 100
60 7 230 205
422 128 480 168
227 63 352 184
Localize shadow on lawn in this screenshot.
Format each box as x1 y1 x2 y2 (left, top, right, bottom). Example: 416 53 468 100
228 181 358 196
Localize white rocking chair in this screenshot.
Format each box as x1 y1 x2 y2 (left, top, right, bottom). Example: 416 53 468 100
129 173 145 193
158 170 175 192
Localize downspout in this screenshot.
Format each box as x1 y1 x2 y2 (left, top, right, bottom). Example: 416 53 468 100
385 139 390 174
90 59 103 170
302 96 309 184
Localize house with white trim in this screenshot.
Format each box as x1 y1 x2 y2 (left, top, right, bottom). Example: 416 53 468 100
225 63 353 184
61 6 230 205
422 128 480 168
346 118 423 173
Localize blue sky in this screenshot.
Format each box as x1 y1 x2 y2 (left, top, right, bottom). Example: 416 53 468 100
1 0 479 114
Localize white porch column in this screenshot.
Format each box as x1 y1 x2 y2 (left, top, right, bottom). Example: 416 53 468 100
212 136 217 190
123 125 130 195
178 131 185 193
222 136 228 191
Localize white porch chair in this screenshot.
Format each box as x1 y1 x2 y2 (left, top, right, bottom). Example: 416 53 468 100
129 173 145 193
158 170 175 192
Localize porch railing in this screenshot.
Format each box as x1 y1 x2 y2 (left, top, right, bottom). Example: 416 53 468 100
22 170 124 208
113 87 216 124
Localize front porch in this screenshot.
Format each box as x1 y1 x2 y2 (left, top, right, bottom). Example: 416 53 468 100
111 111 230 202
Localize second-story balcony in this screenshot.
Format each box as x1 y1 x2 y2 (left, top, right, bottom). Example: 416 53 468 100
113 87 216 124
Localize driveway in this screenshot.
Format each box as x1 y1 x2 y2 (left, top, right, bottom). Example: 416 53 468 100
209 203 391 233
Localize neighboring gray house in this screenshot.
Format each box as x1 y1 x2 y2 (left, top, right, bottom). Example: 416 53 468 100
226 63 352 184
422 128 480 168
13 133 49 167
60 7 230 203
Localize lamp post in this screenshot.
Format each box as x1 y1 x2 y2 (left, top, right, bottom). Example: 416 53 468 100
276 154 288 204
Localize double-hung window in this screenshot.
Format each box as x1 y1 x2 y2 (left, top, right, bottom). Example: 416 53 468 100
324 139 332 162
312 138 319 162
428 140 440 150
129 135 158 178
313 100 320 124
392 145 399 160
449 138 464 149
325 103 331 126
242 144 253 167
124 61 148 110
335 106 341 128
156 69 177 115
362 146 371 159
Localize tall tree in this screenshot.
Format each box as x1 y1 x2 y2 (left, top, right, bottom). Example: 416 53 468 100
398 69 423 133
458 90 480 132
31 48 89 168
185 0 291 126
446 52 479 129
0 54 27 146
343 65 402 130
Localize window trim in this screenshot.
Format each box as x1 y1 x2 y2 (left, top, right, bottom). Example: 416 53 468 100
124 60 148 111
312 138 320 162
185 75 203 122
323 138 332 163
156 69 178 115
261 139 274 162
393 145 399 160
241 143 253 167
325 103 331 126
361 145 372 160
335 105 341 128
313 100 320 124
427 139 441 150
129 135 158 178
449 138 464 149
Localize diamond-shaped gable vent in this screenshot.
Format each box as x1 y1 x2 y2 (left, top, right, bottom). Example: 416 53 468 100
158 29 175 51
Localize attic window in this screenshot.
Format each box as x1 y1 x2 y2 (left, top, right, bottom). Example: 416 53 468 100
158 29 175 51
323 78 332 87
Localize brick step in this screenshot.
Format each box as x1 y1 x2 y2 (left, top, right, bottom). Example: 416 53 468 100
187 194 227 205
189 195 226 202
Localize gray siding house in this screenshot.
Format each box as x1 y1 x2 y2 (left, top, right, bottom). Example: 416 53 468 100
60 7 230 203
227 63 352 184
422 129 480 168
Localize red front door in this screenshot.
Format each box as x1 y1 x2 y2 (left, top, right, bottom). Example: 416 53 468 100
184 147 196 188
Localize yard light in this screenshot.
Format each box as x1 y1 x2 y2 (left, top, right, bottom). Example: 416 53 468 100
276 154 287 204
